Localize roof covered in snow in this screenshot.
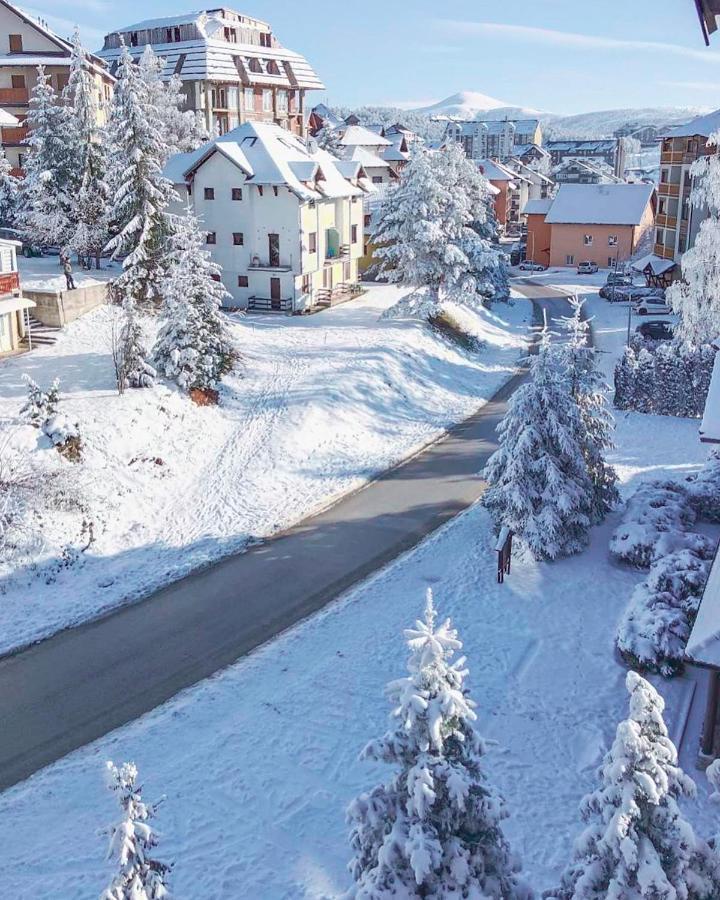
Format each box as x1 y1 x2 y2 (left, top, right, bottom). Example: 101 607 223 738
523 198 553 216
164 121 367 201
511 142 550 158
347 146 391 169
631 253 677 276
544 183 654 225
665 108 720 139
476 159 515 182
338 125 391 148
546 139 617 153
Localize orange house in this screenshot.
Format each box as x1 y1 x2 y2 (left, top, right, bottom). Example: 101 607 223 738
523 198 553 266
527 184 655 268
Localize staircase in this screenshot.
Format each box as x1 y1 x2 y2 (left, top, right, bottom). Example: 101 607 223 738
21 315 61 347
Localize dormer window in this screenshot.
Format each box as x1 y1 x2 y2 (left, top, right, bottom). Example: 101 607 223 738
249 57 262 73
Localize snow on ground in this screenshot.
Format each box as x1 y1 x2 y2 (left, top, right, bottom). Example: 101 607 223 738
0 273 714 899
0 284 529 654
18 254 118 291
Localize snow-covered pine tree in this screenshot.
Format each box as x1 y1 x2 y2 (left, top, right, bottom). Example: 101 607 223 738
65 28 111 268
154 206 235 392
561 297 619 522
482 327 595 560
545 671 720 900
0 149 19 228
101 761 171 900
315 121 342 156
20 374 59 427
667 129 720 347
115 299 156 391
347 589 531 899
19 66 76 249
105 44 177 308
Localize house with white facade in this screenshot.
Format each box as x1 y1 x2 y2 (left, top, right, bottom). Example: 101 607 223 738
164 121 371 312
0 237 33 355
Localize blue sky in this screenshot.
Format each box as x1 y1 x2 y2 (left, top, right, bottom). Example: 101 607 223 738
27 0 720 113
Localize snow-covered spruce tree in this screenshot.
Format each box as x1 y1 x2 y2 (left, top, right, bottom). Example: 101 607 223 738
64 28 111 268
101 761 171 900
667 130 720 347
0 149 19 228
154 207 235 393
545 671 720 900
373 142 505 315
561 297 619 522
347 589 531 900
20 374 59 427
315 121 343 156
19 66 76 249
115 301 156 391
482 328 595 560
105 43 177 308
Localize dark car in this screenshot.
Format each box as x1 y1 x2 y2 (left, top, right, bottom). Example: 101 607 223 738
602 285 665 303
635 320 674 341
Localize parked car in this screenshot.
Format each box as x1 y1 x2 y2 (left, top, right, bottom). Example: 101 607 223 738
635 296 672 315
603 285 665 303
635 320 674 341
518 260 546 271
605 272 634 286
577 260 598 274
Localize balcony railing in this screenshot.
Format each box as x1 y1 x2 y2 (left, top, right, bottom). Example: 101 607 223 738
247 295 292 313
0 270 20 296
0 87 28 104
247 259 293 272
658 182 680 198
325 244 350 263
655 213 677 229
1 125 27 144
653 243 675 260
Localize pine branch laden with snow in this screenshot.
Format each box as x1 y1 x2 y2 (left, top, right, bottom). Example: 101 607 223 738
314 121 343 157
154 207 235 392
545 672 720 900
346 589 531 899
19 65 78 249
667 130 720 348
104 44 178 308
373 142 508 316
560 297 619 522
482 328 595 561
113 299 156 391
101 761 171 900
0 148 19 228
20 374 59 428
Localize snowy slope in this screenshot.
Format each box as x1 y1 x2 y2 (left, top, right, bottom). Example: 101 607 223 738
412 91 542 119
0 285 529 654
0 278 714 900
545 106 710 139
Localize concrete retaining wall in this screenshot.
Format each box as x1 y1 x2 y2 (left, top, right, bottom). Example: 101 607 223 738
24 282 110 327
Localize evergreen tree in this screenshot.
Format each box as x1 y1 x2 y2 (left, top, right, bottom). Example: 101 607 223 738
19 66 76 248
482 328 595 560
105 44 177 307
561 297 619 522
115 301 156 391
0 149 19 228
101 761 171 900
315 121 342 156
546 672 720 900
154 207 235 392
667 130 720 347
347 590 531 899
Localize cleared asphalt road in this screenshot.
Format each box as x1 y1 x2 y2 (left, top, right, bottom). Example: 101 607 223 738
0 282 573 791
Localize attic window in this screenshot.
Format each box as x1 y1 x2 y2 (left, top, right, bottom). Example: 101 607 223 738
130 32 138 47
240 136 257 147
248 57 262 73
174 27 181 42
266 60 280 75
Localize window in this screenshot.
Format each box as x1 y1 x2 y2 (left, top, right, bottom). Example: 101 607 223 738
165 28 172 42
238 275 249 287
308 232 317 253
204 187 215 200
565 255 574 265
210 274 221 283
233 232 244 246
607 257 614 267
268 233 280 267
302 274 311 294
267 60 280 75
351 225 358 244
372 175 383 184
10 74 24 89
8 34 22 53
224 27 237 43
583 234 593 246
174 26 181 42
206 232 217 245
608 235 618 246
249 58 262 74
232 188 243 201
277 90 287 111
244 88 255 110
364 214 371 228
130 32 138 47
263 90 273 112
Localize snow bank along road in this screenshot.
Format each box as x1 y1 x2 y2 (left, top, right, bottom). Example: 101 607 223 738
0 282 572 791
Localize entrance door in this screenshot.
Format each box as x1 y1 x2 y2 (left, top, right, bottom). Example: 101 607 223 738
270 277 281 304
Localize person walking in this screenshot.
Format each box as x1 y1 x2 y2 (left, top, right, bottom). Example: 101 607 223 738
61 253 76 291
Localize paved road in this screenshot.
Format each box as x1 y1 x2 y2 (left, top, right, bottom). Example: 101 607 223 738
0 282 574 791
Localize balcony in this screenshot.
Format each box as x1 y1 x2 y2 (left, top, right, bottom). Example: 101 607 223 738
653 243 675 261
247 258 293 272
0 270 20 296
658 182 680 198
655 213 677 229
325 244 349 264
0 87 28 104
1 125 27 145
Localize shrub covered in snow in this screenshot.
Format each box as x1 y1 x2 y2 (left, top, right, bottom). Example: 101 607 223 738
346 590 531 899
545 672 720 899
616 549 712 676
685 450 720 523
101 761 171 900
21 375 60 428
42 413 82 461
614 339 715 418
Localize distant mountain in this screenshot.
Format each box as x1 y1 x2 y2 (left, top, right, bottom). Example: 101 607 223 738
543 106 712 139
411 91 542 120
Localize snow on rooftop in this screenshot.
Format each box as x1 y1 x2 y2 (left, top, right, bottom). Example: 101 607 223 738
476 159 515 181
338 125 391 148
348 146 391 169
523 198 553 216
666 108 720 139
544 183 654 226
631 253 677 276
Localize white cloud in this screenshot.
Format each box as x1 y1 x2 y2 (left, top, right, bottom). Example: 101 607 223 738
436 19 720 65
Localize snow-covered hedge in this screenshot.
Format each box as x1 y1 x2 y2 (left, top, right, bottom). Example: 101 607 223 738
614 339 715 418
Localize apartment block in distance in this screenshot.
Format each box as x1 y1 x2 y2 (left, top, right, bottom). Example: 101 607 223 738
654 109 720 264
445 118 542 161
0 0 113 174
98 8 323 137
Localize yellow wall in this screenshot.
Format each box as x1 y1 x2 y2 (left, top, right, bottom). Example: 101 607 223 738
0 310 19 355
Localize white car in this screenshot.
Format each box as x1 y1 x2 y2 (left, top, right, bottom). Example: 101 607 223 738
577 260 599 274
518 261 546 271
635 296 672 315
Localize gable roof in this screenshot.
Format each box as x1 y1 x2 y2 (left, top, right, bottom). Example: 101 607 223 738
544 183 654 226
338 125 391 148
476 159 515 181
523 198 553 216
347 146 391 169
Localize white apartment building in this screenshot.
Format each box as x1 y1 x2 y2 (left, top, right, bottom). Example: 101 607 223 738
445 119 542 161
164 121 370 312
98 8 323 137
